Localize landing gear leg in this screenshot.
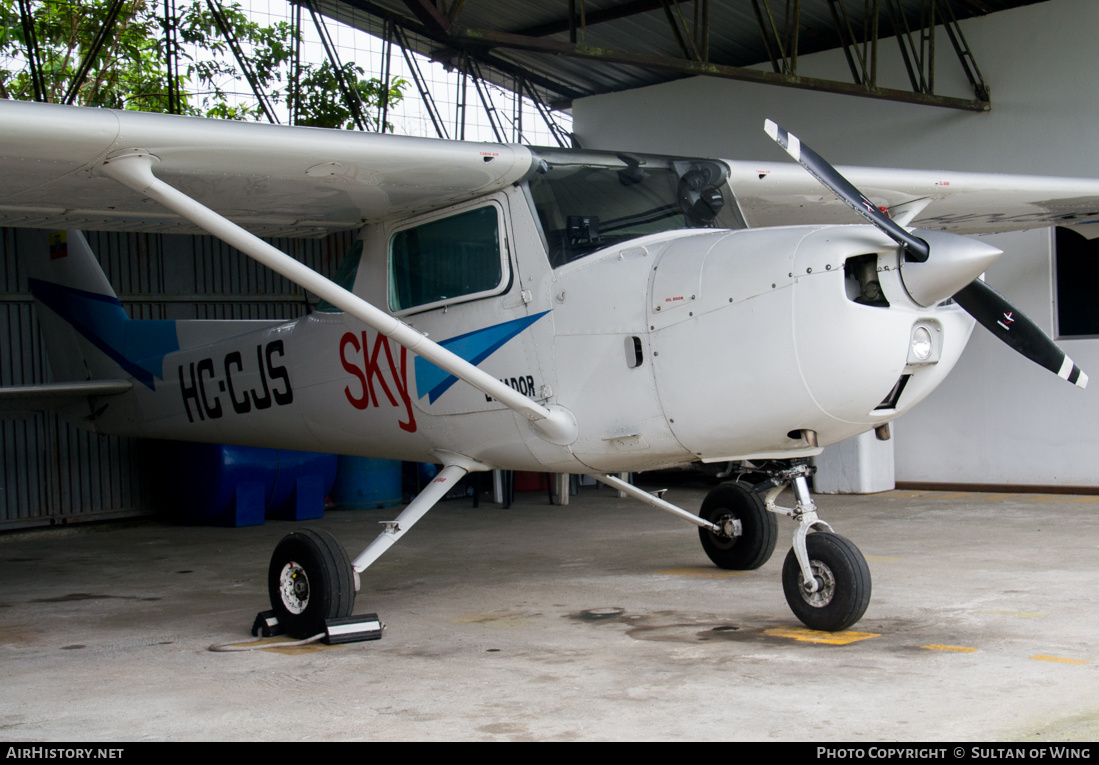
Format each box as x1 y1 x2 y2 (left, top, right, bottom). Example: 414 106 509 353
351 462 471 573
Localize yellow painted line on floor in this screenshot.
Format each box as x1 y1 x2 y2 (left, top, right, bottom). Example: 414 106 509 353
976 609 1047 619
1031 654 1090 665
922 644 979 653
764 627 880 645
865 555 903 563
655 567 747 579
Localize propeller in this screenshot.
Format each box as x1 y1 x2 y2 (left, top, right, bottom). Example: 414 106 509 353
953 279 1087 387
764 119 1087 389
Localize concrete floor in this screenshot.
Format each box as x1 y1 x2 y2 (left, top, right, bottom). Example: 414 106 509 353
2 480 1098 742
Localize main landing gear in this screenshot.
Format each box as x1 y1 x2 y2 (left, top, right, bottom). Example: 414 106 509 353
268 460 476 639
697 461 870 631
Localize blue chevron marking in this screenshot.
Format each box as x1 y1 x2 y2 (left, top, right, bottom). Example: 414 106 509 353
414 311 551 404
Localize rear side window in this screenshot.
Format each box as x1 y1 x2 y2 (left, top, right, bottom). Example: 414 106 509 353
389 205 505 312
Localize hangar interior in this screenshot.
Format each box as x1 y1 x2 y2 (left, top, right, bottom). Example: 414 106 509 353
1 0 1094 531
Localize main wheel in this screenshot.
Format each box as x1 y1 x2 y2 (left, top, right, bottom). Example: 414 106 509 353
697 482 778 570
781 532 871 632
268 529 356 638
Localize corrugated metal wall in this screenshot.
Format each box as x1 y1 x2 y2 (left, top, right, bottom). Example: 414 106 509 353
0 227 353 530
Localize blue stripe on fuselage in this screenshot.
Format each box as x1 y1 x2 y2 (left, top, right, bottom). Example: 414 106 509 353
414 310 550 404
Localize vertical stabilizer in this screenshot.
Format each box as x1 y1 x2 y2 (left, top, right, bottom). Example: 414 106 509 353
26 231 179 388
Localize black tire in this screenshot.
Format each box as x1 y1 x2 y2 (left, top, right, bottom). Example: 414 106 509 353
697 482 778 570
781 532 871 632
268 529 356 639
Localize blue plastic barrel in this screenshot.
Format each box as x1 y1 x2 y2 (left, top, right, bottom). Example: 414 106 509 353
329 456 403 509
150 441 337 526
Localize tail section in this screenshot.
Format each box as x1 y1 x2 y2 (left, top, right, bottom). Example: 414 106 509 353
27 231 179 388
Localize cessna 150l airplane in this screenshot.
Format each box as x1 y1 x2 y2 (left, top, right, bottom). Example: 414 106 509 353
0 99 1094 636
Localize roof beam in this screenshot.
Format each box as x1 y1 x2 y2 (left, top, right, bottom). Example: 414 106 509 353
401 0 450 35
511 0 676 38
454 26 990 111
316 0 993 112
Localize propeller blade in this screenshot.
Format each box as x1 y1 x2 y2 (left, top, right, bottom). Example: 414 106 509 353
764 120 930 262
953 279 1088 388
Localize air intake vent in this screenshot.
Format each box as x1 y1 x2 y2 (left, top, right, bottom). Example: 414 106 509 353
845 254 889 307
625 335 644 368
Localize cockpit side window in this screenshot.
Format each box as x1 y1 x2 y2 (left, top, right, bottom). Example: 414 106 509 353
388 204 506 313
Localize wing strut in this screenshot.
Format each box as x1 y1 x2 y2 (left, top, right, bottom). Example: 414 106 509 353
94 150 578 446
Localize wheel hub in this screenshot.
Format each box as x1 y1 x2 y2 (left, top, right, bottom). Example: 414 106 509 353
278 561 310 615
708 514 743 550
720 515 743 538
798 560 836 608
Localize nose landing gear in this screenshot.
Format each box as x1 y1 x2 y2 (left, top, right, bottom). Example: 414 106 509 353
698 460 871 631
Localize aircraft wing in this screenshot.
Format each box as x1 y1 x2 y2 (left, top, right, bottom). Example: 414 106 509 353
2 100 1098 240
727 161 1099 237
0 100 535 237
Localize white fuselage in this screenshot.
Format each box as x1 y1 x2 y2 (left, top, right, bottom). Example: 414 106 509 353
80 180 974 473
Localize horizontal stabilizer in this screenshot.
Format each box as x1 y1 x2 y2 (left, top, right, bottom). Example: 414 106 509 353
0 380 132 416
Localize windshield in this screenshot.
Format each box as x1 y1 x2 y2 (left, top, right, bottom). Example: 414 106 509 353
526 150 741 267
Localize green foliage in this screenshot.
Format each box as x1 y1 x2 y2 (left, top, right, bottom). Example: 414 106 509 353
0 0 404 128
294 59 405 131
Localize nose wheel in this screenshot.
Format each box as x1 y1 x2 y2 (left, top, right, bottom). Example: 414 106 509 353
781 531 871 632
